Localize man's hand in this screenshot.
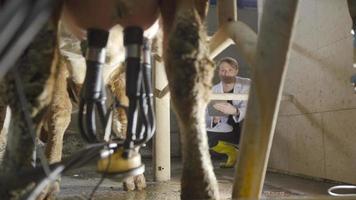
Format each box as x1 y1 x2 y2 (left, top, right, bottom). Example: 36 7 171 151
213 116 221 124
213 102 239 115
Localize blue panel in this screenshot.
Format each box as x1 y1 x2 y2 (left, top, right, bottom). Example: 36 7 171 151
237 0 257 8
210 0 257 8
210 0 217 5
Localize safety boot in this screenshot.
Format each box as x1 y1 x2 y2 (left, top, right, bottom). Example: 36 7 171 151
211 141 239 168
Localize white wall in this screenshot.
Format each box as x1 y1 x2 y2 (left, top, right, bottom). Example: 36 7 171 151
267 0 356 184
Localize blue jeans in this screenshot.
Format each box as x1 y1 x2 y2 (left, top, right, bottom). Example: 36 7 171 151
207 120 242 147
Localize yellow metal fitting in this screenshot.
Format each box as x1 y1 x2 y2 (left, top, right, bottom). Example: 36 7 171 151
97 148 142 173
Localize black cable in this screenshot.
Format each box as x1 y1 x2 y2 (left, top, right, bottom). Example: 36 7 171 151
88 144 112 199
63 144 104 171
12 64 51 175
88 175 106 200
141 39 156 140
78 98 110 143
0 137 107 194
133 39 156 146
85 102 97 140
135 89 149 145
11 63 68 200
0 144 108 194
97 101 108 128
24 165 65 200
78 101 94 142
142 63 155 140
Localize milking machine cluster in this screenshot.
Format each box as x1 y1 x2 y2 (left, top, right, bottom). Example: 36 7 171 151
79 27 155 176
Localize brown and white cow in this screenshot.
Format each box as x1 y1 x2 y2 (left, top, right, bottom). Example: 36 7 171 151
0 0 223 199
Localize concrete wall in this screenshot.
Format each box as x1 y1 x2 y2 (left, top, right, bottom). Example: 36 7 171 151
266 0 356 184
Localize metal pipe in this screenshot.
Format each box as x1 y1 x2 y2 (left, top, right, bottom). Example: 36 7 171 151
210 93 248 101
225 21 257 67
232 0 299 199
209 21 256 65
208 26 233 59
209 0 237 60
213 0 257 65
153 37 171 181
209 93 290 101
217 0 237 26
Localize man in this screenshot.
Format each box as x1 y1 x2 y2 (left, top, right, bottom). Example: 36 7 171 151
206 57 250 168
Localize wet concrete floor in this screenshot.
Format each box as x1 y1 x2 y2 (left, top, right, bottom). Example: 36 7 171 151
57 157 347 200
58 133 354 199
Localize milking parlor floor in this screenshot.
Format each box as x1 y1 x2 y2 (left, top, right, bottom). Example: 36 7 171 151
57 156 348 200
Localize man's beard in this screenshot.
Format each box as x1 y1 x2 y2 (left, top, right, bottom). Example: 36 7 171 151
220 75 235 84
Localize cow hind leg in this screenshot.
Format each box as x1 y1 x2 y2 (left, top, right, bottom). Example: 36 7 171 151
45 59 72 164
36 59 72 200
0 23 59 198
163 4 219 200
109 67 128 139
109 67 147 191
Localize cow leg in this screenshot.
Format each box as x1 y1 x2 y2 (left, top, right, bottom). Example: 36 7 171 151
0 22 59 198
45 59 71 164
34 59 72 200
122 173 146 191
109 67 147 191
109 67 128 139
161 1 219 199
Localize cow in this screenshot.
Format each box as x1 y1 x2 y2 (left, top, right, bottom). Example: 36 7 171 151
0 0 259 199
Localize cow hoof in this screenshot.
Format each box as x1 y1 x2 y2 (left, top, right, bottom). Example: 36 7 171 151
123 176 135 191
134 174 146 190
123 174 146 191
37 181 60 200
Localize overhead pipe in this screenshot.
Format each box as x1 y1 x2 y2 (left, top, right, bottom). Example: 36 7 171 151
210 93 248 101
210 0 257 66
217 0 237 26
209 26 233 59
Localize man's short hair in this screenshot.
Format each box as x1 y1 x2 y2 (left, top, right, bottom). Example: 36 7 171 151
217 57 239 70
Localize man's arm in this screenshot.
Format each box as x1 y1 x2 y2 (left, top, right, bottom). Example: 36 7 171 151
205 108 212 128
233 77 251 122
233 101 246 123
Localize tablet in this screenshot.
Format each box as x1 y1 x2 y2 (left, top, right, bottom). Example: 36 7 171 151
207 100 229 116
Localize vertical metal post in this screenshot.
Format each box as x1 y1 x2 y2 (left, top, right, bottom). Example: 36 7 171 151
153 39 171 181
232 0 299 199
